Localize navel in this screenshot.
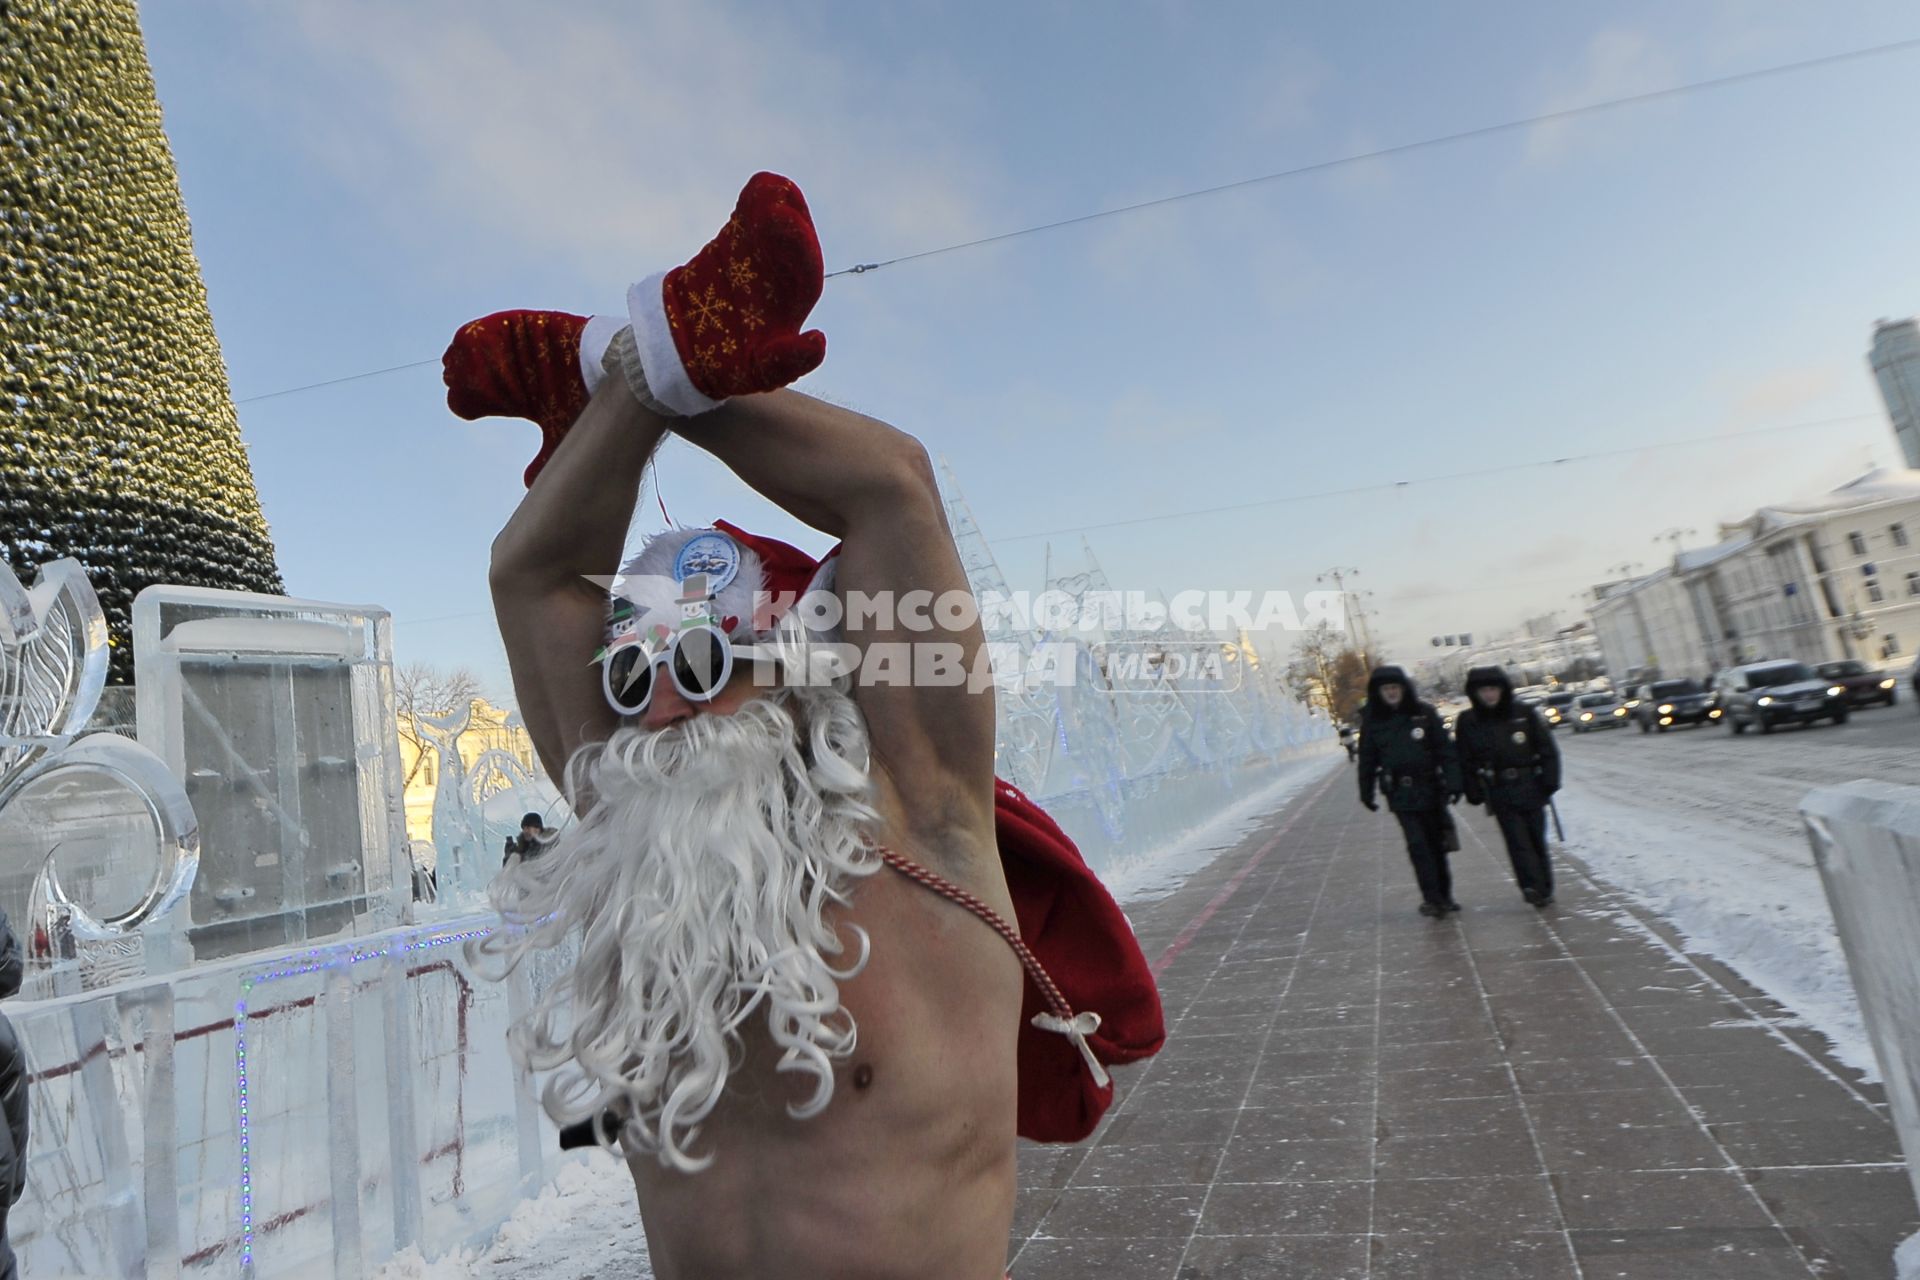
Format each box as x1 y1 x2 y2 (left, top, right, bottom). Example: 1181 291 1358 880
852 1063 875 1091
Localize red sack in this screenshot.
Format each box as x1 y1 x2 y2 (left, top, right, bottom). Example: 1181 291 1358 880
995 778 1166 1142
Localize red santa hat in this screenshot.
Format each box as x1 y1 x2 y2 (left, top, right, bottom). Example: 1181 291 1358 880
608 522 839 646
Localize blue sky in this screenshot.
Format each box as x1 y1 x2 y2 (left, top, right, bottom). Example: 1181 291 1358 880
139 1 1920 699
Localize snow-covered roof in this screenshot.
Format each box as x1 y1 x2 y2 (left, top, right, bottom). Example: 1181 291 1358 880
1675 533 1751 573
1755 467 1920 523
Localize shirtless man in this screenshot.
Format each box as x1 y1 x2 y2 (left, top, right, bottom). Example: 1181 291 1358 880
460 175 1023 1279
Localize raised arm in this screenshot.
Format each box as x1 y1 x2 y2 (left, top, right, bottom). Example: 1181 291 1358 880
671 392 996 851
488 376 668 785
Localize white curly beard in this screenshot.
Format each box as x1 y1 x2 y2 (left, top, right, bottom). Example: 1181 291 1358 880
471 678 881 1172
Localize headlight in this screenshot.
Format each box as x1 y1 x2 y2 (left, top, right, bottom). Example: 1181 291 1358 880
1757 696 1774 706
1827 686 1845 697
1625 699 1640 708
1658 704 1674 714
1580 712 1593 721
1613 707 1626 716
1659 716 1672 725
1881 679 1896 689
1709 708 1722 717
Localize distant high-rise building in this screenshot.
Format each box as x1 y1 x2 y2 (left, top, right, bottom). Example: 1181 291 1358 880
1869 318 1920 470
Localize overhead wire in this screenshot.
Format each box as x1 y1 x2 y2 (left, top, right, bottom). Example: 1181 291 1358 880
984 413 1885 543
823 34 1920 276
228 35 1920 404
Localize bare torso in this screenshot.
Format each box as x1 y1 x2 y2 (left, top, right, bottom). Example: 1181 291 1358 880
625 836 1025 1280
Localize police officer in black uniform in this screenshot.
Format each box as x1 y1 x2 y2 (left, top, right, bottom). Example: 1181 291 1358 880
1454 666 1562 906
1357 665 1463 917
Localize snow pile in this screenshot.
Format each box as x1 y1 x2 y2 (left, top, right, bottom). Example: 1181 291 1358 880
372 1153 651 1280
1101 754 1339 905
1553 779 1874 1078
1897 1229 1920 1280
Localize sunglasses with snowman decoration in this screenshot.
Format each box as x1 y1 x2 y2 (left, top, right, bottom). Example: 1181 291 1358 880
595 571 777 716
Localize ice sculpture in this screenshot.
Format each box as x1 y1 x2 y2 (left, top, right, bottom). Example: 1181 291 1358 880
408 703 558 909
132 585 410 960
939 467 1333 877
0 556 199 992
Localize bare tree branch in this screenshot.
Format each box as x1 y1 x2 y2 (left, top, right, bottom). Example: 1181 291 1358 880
396 663 485 786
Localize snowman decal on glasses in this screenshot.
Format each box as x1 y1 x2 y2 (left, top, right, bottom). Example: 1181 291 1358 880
599 533 775 716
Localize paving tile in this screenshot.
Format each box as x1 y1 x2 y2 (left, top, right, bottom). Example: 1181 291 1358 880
1553 1169 1775 1230
1012 1181 1063 1232
1017 1141 1085 1190
1035 1184 1209 1238
1378 1014 1494 1047
1121 1078 1250 1114
1375 1094 1535 1141
1273 1003 1374 1030
1194 1178 1370 1235
1370 1231 1580 1279
1378 1037 1508 1073
1095 1108 1243 1149
1242 1071 1376 1109
1378 1063 1517 1103
1071 1142 1223 1188
1251 1046 1377 1081
1530 1119 1725 1172
1707 1116 1904 1167
1746 1165 1920 1228
1261 1024 1375 1055
1653 1048 1835 1090
1214 1136 1374 1183
1231 1102 1373 1144
1566 1227 1814 1279
1374 1126 1543 1179
1628 1022 1781 1059
1372 1174 1561 1235
1611 998 1753 1032
1679 1080 1878 1126
1008 1235 1188 1279
1176 1234 1371 1279
1512 1055 1663 1095
1138 1054 1261 1093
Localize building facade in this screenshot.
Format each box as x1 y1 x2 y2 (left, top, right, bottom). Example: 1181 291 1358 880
1589 469 1920 678
1870 318 1920 471
395 698 545 851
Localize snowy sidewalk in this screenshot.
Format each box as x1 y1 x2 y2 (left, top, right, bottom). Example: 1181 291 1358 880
381 766 1917 1279
1010 770 1918 1279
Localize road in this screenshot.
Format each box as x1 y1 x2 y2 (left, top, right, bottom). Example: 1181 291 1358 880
1556 697 1918 851
1543 695 1917 1078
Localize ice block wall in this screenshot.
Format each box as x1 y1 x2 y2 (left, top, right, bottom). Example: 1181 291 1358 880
1802 780 1920 1220
8 913 566 1279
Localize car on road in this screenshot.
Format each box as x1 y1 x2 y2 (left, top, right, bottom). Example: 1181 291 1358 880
1338 722 1359 761
1570 691 1630 733
1539 690 1578 729
1629 678 1721 732
1814 660 1898 710
1714 660 1850 734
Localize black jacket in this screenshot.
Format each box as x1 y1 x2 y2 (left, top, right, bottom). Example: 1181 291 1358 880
1454 666 1561 812
502 831 550 865
0 907 26 1208
1357 666 1461 813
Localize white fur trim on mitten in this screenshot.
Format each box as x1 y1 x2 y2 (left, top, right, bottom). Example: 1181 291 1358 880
577 314 626 396
627 273 723 418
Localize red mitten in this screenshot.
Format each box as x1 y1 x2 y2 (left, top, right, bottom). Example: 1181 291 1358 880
443 309 622 487
627 172 826 416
